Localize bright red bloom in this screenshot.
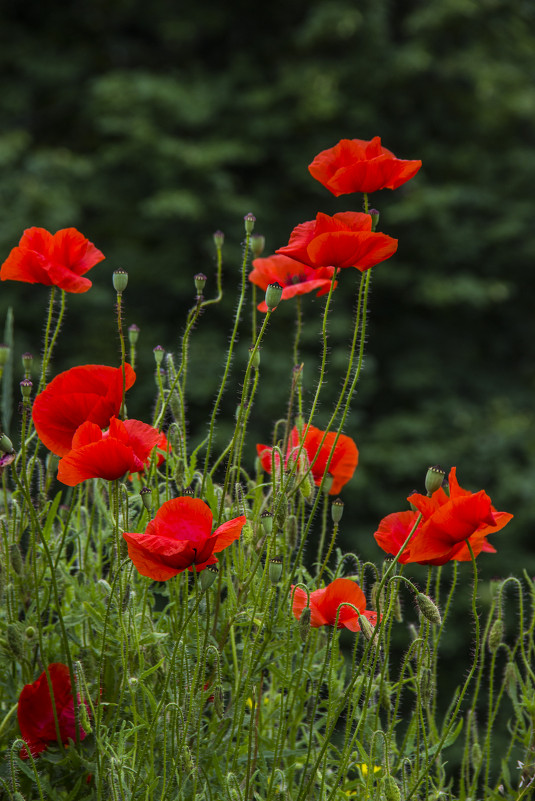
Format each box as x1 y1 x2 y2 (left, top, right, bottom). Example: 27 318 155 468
308 137 422 196
33 363 136 456
18 663 89 758
57 416 167 485
123 496 246 581
1 227 105 293
291 578 378 632
257 424 358 495
276 212 397 272
374 468 513 566
249 254 337 312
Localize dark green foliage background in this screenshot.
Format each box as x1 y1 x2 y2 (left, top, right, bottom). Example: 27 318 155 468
2 0 535 596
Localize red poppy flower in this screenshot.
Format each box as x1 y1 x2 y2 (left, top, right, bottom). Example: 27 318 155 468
18 663 89 759
1 227 105 293
373 468 513 566
257 424 358 495
57 417 167 485
32 363 136 456
123 496 246 581
308 137 422 196
291 578 378 632
249 254 337 312
276 212 397 272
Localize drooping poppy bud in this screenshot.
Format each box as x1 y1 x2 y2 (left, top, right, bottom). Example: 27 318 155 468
415 593 442 625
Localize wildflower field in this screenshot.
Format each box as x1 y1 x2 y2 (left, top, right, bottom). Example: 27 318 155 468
0 137 534 801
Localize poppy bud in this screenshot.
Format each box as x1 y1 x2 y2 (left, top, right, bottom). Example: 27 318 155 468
331 498 344 523
153 345 165 366
260 510 273 535
9 544 23 576
22 352 33 377
505 661 517 697
129 676 139 690
415 593 442 625
287 513 298 548
0 433 13 453
194 273 207 293
128 323 140 346
265 282 283 311
425 465 445 495
244 212 256 234
248 346 260 370
269 555 283 585
322 474 334 494
20 378 33 400
213 230 225 249
213 685 224 718
299 606 311 642
369 208 380 231
113 268 129 294
488 618 504 653
358 613 375 641
241 520 254 545
200 565 218 591
251 234 265 257
25 625 36 640
408 623 419 642
471 742 482 769
382 775 401 801
7 623 24 659
0 343 9 366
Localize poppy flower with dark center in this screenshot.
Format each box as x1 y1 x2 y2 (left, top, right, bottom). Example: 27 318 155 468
123 496 246 581
1 227 105 292
249 254 337 312
18 663 89 759
32 363 136 456
374 468 513 565
308 137 422 196
57 416 167 485
291 578 378 632
276 212 397 272
257 424 358 495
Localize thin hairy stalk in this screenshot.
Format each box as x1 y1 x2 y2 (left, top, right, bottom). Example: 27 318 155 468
407 545 481 799
201 233 252 494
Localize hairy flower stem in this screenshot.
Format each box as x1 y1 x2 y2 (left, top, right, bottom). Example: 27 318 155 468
38 286 66 394
201 233 252 495
116 292 127 418
407 544 481 799
217 308 272 524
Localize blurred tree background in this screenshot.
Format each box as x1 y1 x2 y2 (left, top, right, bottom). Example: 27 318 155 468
1 0 535 674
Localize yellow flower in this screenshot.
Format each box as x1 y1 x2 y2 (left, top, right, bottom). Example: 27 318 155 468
356 763 381 777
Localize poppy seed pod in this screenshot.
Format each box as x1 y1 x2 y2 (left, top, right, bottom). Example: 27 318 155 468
153 345 165 366
250 234 265 258
244 212 256 234
269 556 283 585
194 273 207 293
128 324 140 345
20 378 33 399
22 352 33 376
248 346 260 370
331 498 344 523
200 564 219 591
260 510 273 535
112 268 129 294
425 465 446 495
369 208 380 231
213 230 225 249
265 282 283 311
